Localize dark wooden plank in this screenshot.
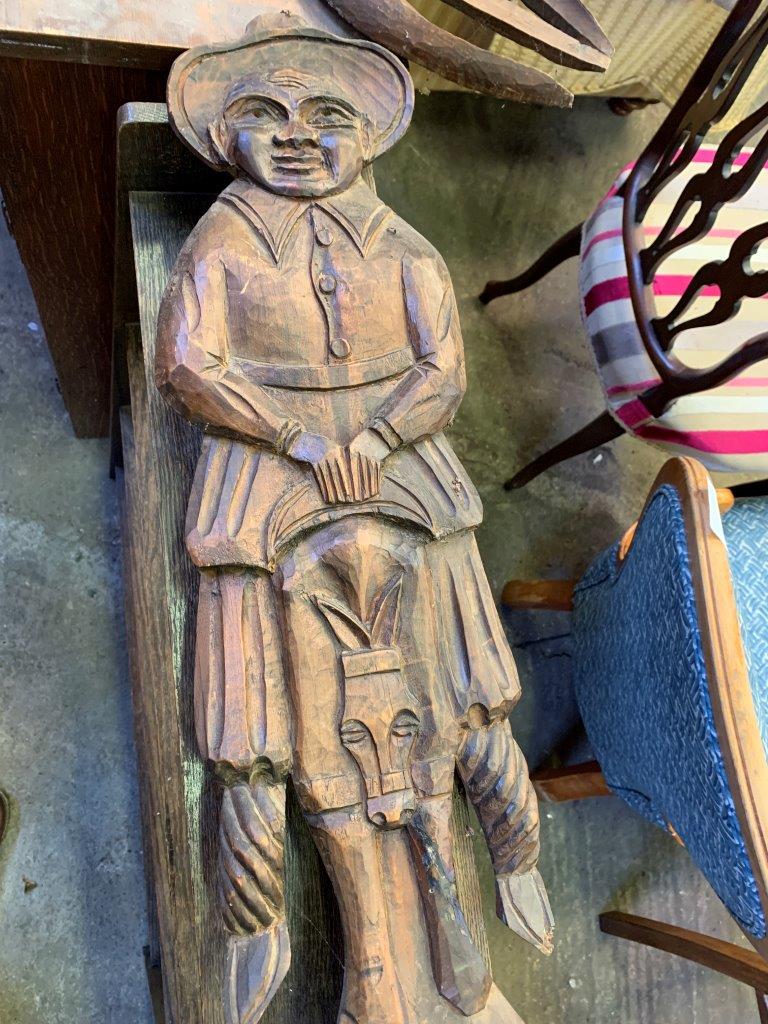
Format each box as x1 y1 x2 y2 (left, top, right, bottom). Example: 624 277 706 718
600 912 768 990
0 58 166 436
111 102 225 469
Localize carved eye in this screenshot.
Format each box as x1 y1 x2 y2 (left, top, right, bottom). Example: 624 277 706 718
391 710 420 740
247 104 273 121
308 103 355 128
340 720 369 746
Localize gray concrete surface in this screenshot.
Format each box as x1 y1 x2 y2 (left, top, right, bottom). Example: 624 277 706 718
0 217 153 1022
0 92 757 1023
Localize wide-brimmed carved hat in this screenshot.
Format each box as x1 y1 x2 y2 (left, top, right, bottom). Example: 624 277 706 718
167 14 415 170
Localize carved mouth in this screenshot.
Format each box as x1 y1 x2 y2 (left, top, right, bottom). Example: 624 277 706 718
271 154 324 175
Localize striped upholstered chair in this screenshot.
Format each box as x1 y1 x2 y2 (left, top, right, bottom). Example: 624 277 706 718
503 457 768 1009
481 0 768 490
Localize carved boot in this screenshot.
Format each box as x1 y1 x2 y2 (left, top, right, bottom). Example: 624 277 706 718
217 781 291 1024
308 807 409 1024
408 794 492 1015
458 717 554 954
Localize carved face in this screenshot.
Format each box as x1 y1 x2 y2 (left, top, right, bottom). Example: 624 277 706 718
340 650 420 829
216 70 373 197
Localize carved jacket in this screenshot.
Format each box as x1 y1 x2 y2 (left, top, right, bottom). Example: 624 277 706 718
156 174 483 571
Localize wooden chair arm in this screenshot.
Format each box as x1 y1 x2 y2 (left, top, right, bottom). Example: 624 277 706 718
501 579 575 611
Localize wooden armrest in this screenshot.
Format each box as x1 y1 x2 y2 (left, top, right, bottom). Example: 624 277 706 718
501 579 575 611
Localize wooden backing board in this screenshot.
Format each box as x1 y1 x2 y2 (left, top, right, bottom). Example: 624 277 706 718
120 143 493 1016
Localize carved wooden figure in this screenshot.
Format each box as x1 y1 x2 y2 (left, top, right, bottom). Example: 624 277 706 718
156 14 552 1023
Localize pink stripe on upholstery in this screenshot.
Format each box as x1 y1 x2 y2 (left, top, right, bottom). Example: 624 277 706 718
726 377 768 387
652 275 721 297
606 378 661 396
607 376 768 398
690 148 765 167
582 227 623 259
582 223 742 262
635 424 768 454
616 398 653 428
584 278 630 315
584 272 763 315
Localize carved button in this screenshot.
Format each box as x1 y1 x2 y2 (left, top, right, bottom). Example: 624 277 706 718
315 227 334 246
330 338 351 359
318 274 337 294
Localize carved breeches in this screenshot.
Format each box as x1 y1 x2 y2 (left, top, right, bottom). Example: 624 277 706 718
194 514 522 805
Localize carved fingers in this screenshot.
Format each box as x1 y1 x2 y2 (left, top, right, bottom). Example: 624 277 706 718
315 449 382 503
286 430 382 502
219 782 287 937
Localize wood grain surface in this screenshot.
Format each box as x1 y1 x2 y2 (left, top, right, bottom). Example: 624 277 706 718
0 58 166 436
122 172 505 1019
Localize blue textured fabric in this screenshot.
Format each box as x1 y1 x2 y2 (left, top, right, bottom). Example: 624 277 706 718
723 498 768 759
572 485 767 939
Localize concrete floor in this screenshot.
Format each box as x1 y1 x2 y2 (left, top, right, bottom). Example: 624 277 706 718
0 93 758 1023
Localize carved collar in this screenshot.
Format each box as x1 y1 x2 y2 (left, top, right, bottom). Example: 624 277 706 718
220 176 393 261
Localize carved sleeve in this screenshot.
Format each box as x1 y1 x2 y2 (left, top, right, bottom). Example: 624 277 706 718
367 255 466 449
156 255 304 453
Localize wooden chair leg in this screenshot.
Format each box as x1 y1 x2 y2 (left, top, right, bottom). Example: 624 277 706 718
532 761 610 803
758 989 768 1024
501 579 575 611
599 912 768 992
479 222 583 305
505 411 625 490
607 97 658 116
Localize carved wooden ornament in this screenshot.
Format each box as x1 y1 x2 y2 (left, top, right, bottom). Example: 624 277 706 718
157 14 553 1023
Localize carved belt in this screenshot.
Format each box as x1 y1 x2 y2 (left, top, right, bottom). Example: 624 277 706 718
231 346 414 390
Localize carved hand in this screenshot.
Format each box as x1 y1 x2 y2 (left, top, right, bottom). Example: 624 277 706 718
344 428 391 502
288 429 389 503
285 431 358 503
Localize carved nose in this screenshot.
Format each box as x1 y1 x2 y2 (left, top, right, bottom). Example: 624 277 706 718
273 121 317 147
367 790 416 830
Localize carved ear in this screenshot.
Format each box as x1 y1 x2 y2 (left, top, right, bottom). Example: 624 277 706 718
361 117 381 162
315 595 371 650
370 576 403 647
208 116 233 168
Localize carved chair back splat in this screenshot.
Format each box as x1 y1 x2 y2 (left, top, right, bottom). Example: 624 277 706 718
481 0 768 491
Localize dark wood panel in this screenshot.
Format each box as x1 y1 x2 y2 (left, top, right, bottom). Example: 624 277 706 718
0 57 166 436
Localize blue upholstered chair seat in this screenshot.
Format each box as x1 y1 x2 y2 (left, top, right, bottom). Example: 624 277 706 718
572 487 768 941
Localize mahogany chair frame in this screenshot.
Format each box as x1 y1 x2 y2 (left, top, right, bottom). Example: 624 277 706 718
481 0 768 490
503 457 768 1004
